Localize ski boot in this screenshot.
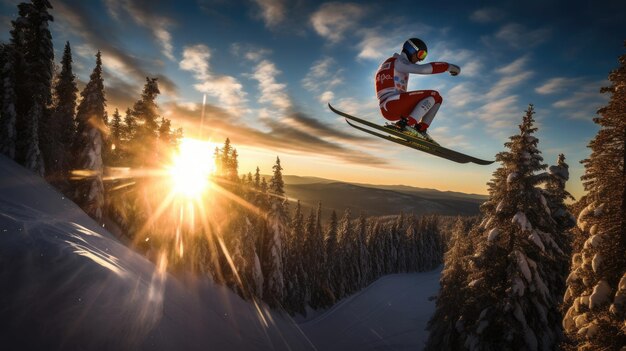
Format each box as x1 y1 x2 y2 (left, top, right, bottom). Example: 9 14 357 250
415 129 439 145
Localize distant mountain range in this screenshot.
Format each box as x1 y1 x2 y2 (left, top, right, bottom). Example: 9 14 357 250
275 175 488 220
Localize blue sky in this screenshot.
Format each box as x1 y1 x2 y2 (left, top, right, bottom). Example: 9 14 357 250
1 0 625 198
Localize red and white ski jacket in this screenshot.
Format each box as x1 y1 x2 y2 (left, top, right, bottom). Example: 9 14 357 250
375 53 450 106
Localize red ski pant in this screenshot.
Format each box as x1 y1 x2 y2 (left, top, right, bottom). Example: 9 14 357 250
379 90 442 127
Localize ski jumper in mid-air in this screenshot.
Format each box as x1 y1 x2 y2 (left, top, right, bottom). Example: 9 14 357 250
375 38 460 144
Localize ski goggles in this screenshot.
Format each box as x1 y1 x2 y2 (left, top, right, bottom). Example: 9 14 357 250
417 49 428 61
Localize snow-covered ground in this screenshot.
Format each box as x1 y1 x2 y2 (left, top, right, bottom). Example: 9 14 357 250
0 155 313 351
300 270 441 351
0 154 441 350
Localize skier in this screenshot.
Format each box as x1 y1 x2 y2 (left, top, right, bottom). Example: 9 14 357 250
375 38 461 144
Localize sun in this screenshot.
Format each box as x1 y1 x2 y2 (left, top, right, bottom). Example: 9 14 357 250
168 138 216 198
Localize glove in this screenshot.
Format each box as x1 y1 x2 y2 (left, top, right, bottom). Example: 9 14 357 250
448 64 461 76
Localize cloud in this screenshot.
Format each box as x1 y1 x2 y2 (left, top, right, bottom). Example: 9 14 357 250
164 101 389 166
104 0 176 61
179 44 247 112
53 1 179 97
310 2 368 44
302 57 342 91
493 23 551 49
231 43 272 62
552 79 609 120
535 77 581 95
469 7 506 23
486 57 533 99
251 0 286 28
251 60 291 111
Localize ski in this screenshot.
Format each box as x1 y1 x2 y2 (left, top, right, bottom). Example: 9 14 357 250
328 103 494 165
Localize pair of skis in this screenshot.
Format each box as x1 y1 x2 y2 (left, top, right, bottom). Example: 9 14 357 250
328 104 494 165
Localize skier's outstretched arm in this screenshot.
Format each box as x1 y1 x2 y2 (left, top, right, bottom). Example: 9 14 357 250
396 60 461 76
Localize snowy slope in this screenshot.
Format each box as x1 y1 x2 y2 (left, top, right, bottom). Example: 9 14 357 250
0 155 314 351
300 269 441 351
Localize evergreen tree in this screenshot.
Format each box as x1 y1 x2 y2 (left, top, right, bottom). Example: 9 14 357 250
562 42 626 350
262 156 287 306
458 105 567 350
284 200 306 314
73 51 106 222
426 218 474 351
46 41 77 184
131 77 160 166
123 107 136 141
0 43 18 159
355 212 370 287
11 0 54 174
325 210 339 303
110 109 122 148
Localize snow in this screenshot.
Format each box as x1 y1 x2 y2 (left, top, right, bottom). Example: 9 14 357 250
0 155 313 351
512 211 533 232
528 231 545 251
506 172 518 183
299 269 441 351
487 228 500 242
0 154 445 351
592 253 603 273
548 165 569 180
589 280 612 310
511 276 526 296
514 250 532 282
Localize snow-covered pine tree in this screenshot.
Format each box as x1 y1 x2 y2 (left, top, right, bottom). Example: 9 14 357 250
355 212 371 287
336 209 355 298
459 105 567 350
130 77 160 166
426 218 475 351
11 0 53 175
283 200 306 314
324 210 339 304
0 43 17 159
73 51 106 222
262 156 287 307
46 41 78 185
562 42 626 350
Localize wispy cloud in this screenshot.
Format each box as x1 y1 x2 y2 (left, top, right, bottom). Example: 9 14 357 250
535 77 581 94
251 0 286 28
179 44 247 112
231 43 272 62
486 56 533 99
164 102 388 166
104 0 176 61
311 2 368 44
302 57 344 104
552 79 609 120
53 1 178 96
489 23 552 49
469 7 506 23
251 60 291 111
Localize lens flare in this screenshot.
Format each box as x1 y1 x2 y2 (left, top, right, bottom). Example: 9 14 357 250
168 138 215 198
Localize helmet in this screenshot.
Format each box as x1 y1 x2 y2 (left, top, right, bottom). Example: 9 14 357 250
402 38 428 62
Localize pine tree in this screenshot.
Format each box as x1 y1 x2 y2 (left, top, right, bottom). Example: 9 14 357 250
325 210 339 303
284 200 306 314
355 212 370 287
46 41 77 184
262 156 287 306
458 105 567 350
129 77 160 166
0 43 17 159
73 51 106 222
426 218 474 351
123 107 136 141
11 0 54 174
562 42 626 350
